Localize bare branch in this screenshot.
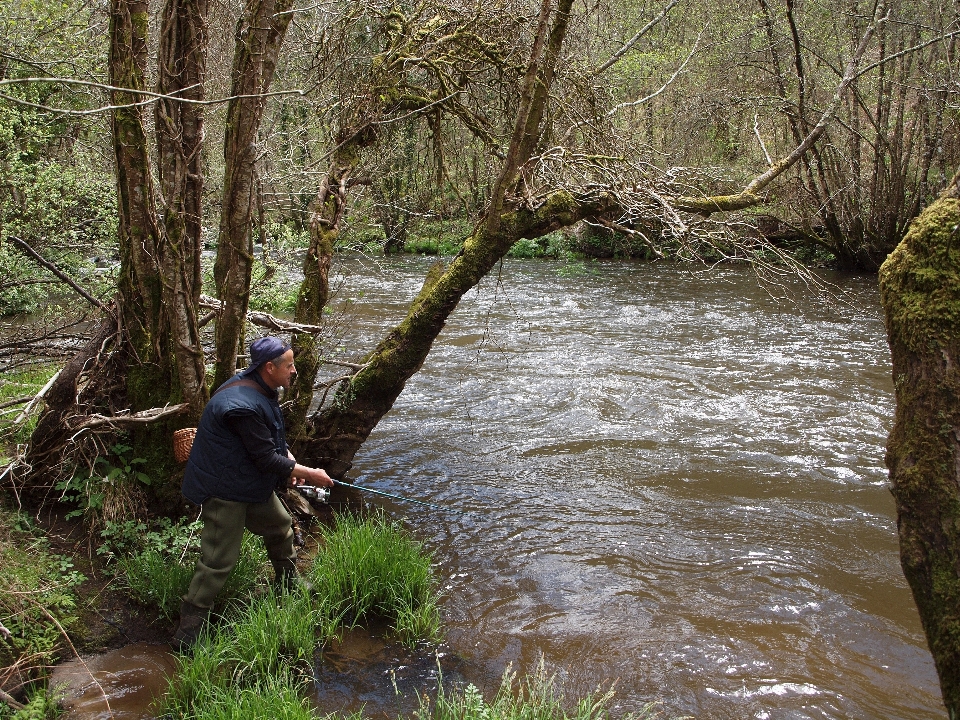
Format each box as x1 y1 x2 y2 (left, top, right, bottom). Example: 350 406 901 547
606 26 704 116
199 295 323 334
70 403 190 431
0 77 311 117
594 0 682 75
7 236 109 311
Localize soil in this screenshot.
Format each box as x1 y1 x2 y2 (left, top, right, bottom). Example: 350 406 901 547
29 507 174 654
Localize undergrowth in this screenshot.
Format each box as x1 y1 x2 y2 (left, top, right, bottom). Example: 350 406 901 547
0 507 83 709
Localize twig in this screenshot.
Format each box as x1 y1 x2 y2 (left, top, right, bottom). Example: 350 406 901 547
595 0 681 74
0 689 24 711
0 396 31 410
7 236 108 312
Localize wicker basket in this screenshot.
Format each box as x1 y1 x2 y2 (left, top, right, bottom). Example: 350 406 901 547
173 427 197 463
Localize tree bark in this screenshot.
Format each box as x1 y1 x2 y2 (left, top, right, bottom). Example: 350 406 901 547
156 0 209 416
212 0 295 389
879 170 960 717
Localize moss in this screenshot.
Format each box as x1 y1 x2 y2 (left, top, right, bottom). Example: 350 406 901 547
880 193 960 715
879 199 960 354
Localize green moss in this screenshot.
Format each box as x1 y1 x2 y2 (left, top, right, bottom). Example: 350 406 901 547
879 199 960 353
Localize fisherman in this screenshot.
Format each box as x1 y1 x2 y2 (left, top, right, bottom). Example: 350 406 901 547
172 336 334 651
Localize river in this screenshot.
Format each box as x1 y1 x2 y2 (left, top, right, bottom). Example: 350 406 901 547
325 255 941 719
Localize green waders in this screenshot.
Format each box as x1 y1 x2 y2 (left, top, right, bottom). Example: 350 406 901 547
173 493 296 650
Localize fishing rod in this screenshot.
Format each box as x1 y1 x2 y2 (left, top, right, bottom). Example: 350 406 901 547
297 478 461 514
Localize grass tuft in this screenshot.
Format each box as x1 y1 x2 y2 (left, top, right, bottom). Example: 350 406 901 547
425 658 663 720
311 511 442 644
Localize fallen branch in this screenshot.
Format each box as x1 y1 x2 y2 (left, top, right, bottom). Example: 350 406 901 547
69 403 189 432
0 689 24 712
199 295 323 334
7 236 109 312
13 370 61 425
0 396 32 411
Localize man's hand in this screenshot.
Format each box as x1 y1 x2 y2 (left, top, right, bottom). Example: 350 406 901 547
290 464 334 488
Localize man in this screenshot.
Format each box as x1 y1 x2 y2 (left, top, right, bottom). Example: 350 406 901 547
172 336 334 650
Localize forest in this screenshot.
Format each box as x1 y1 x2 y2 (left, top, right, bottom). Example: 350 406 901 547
1 0 959 716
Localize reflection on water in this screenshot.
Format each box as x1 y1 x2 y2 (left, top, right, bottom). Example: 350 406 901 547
49 642 176 719
331 257 941 719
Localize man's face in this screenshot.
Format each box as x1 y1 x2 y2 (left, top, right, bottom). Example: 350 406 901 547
263 350 297 390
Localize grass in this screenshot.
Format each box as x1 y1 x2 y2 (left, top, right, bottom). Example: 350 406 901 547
159 511 442 719
426 659 663 720
310 511 442 644
0 507 84 704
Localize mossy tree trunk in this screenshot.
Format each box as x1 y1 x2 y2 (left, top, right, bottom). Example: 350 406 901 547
212 0 295 389
155 0 210 416
24 0 208 501
879 170 960 717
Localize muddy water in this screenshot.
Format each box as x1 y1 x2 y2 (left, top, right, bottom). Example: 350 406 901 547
49 643 177 719
328 256 941 719
54 257 942 719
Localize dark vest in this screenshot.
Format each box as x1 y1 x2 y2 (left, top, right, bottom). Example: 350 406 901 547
181 373 288 505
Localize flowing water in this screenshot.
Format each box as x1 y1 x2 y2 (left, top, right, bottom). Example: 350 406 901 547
328 255 941 719
52 256 943 719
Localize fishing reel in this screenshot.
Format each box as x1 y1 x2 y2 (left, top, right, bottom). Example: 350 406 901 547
297 485 331 504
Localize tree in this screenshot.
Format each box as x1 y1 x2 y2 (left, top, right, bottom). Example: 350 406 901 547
879 168 960 717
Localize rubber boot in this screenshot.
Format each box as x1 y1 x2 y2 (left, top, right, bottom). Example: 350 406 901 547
172 600 208 652
272 559 312 595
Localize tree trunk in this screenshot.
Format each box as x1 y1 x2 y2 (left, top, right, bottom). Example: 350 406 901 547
212 0 295 389
155 0 210 415
286 129 376 444
879 170 960 717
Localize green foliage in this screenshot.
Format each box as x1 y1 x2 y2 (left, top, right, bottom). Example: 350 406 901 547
310 511 442 644
0 78 116 316
0 685 63 720
248 263 300 315
402 218 475 257
425 657 661 720
0 507 84 675
54 443 152 524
